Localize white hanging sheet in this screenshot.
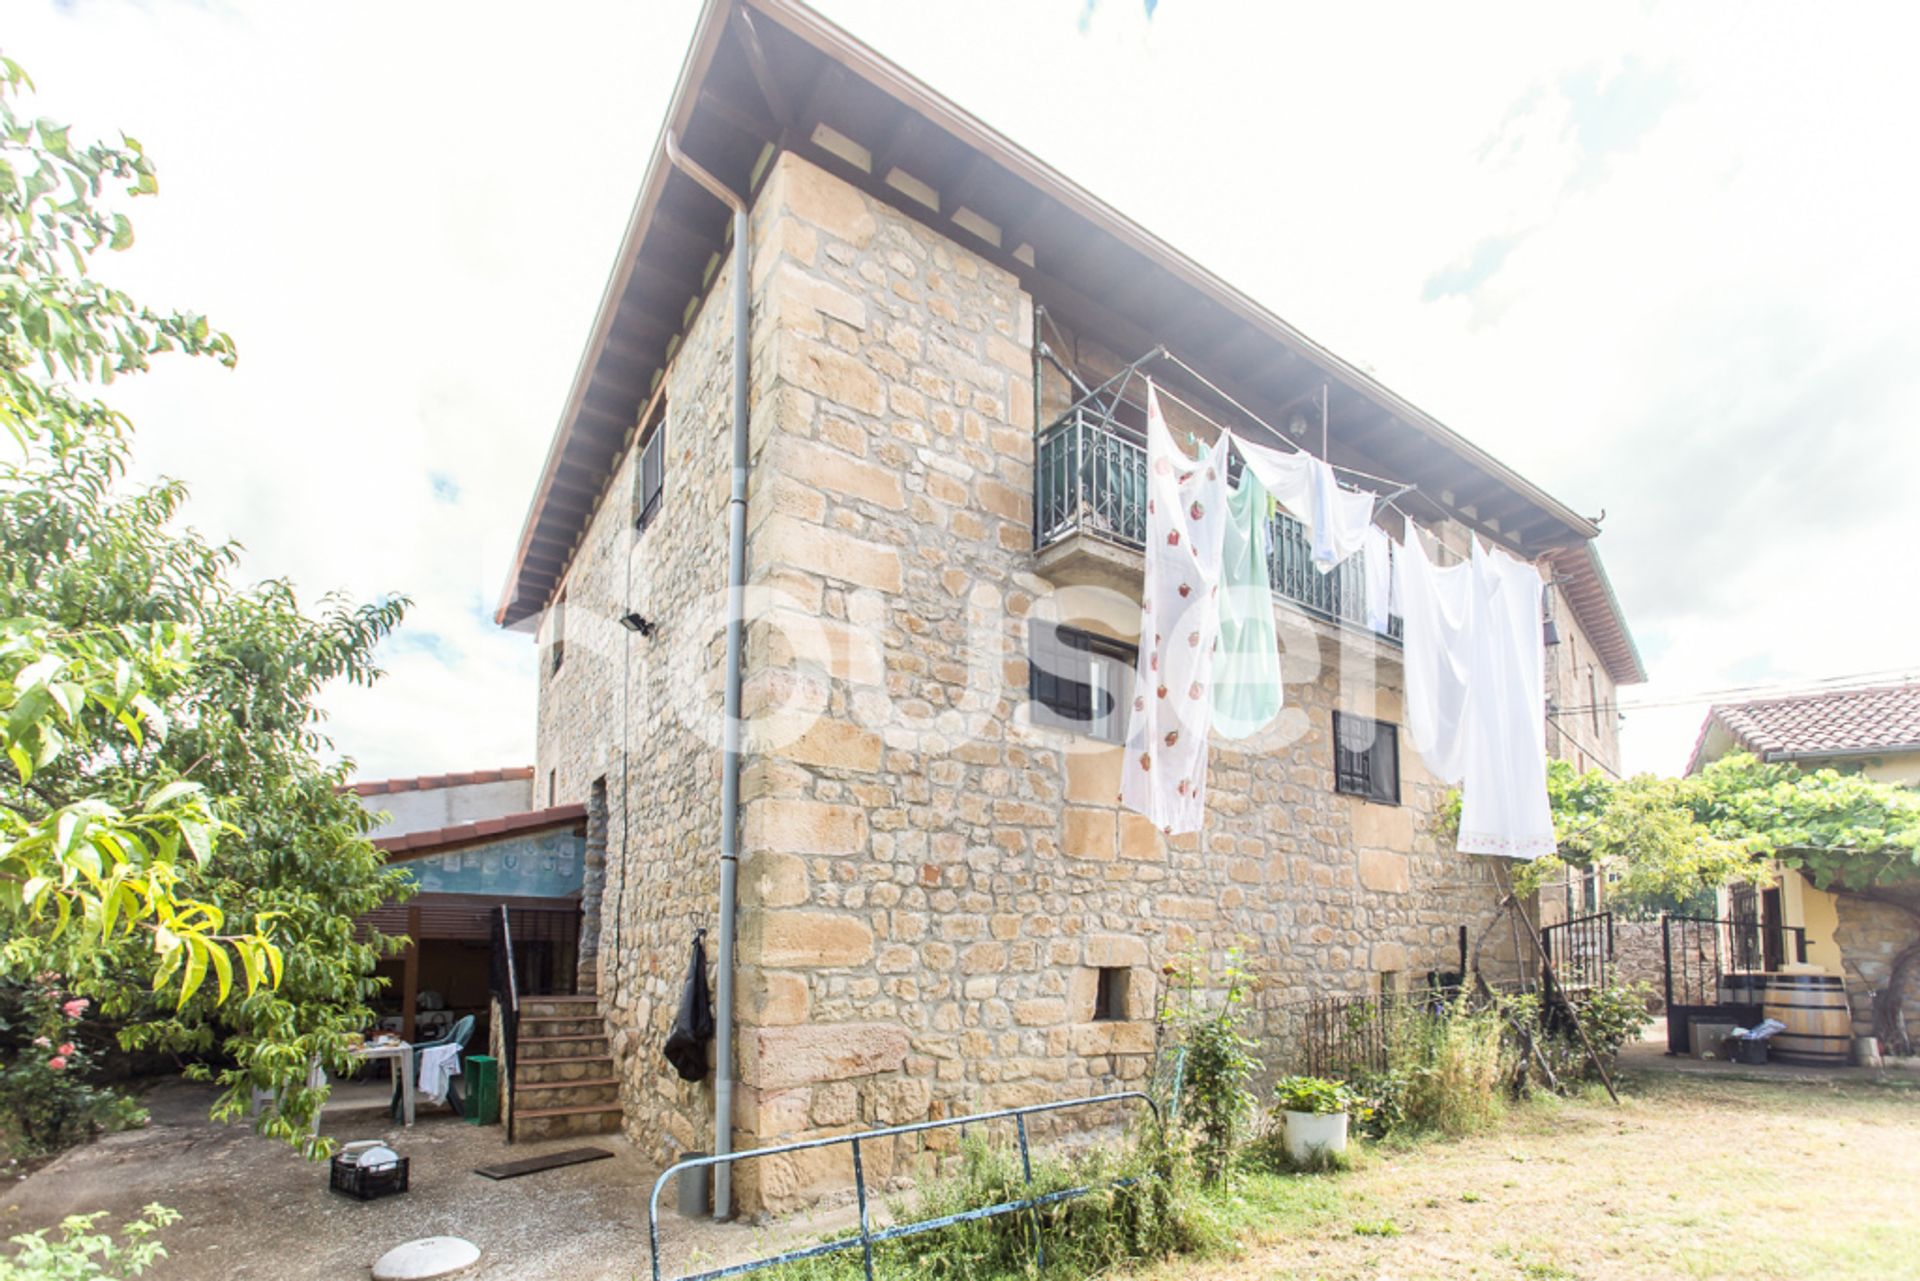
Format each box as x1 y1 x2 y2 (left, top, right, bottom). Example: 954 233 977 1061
1119 382 1228 834
1398 530 1474 787
1397 530 1554 859
1455 541 1555 858
1363 525 1393 635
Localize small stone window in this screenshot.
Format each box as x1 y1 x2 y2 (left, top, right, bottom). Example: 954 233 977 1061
1091 967 1131 1022
1333 711 1399 805
1030 623 1133 745
634 409 666 533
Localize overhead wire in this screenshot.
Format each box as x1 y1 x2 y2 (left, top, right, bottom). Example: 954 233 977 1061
1547 666 1920 717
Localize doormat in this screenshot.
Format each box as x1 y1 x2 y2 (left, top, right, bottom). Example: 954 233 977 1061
474 1147 615 1180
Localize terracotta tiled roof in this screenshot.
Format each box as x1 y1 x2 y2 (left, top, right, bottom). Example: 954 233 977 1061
375 804 587 858
351 766 534 797
1692 681 1920 769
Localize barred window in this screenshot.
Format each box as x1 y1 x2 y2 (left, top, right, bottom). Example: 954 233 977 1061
1029 623 1133 745
1333 711 1399 805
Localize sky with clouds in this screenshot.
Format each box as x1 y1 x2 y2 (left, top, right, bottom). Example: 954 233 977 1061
12 0 1919 780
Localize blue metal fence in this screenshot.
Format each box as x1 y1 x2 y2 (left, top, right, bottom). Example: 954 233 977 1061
647 1091 1160 1281
1035 406 1401 640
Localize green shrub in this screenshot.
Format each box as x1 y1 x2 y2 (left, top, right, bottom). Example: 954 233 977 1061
0 977 146 1159
1503 983 1653 1089
1346 1069 1409 1140
1271 1076 1356 1116
0 1205 176 1280
1568 983 1655 1062
768 1126 1227 1281
1387 999 1513 1136
1160 948 1261 1185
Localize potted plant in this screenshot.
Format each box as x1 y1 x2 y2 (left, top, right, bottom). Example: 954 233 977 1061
1273 1075 1356 1163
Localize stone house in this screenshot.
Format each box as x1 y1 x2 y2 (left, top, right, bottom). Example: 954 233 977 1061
1688 681 1920 1045
493 0 1643 1207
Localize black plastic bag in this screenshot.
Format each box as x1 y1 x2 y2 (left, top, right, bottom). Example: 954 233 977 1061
664 930 715 1082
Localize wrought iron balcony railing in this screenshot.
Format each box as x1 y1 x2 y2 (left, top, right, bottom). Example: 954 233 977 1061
1035 406 1400 639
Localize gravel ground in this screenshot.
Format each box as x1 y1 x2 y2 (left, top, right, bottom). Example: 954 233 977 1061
0 1079 850 1280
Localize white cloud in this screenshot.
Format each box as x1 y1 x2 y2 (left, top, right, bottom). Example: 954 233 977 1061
14 0 1920 779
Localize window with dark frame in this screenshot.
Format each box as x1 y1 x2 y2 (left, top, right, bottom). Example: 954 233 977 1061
634 415 665 533
549 590 567 675
1029 622 1134 745
1332 711 1400 805
1091 967 1130 1022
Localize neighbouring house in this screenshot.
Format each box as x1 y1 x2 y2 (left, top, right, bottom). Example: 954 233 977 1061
351 769 596 1114
1688 681 1920 1047
493 0 1643 1208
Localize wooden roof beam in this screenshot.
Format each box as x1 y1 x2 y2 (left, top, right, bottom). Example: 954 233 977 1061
696 84 779 148
730 7 797 138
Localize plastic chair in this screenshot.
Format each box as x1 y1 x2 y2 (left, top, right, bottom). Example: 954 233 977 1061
390 1014 476 1119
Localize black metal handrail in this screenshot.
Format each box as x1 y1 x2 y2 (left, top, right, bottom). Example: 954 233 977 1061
489 904 520 1142
1661 913 1809 1009
1034 407 1401 640
1540 909 1614 998
646 1091 1159 1281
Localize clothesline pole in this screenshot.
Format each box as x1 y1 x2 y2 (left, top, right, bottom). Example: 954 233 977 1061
1048 342 1168 433
1499 877 1620 1105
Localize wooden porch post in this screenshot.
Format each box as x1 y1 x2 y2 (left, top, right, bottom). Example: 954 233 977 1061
402 904 421 1044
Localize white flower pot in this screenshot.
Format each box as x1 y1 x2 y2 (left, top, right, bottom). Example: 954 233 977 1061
1283 1109 1350 1163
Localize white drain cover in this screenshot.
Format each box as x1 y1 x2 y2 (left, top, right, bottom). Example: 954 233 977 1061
372 1236 481 1280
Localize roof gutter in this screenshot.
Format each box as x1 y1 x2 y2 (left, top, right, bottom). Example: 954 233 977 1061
1768 742 1920 764
663 128 751 1224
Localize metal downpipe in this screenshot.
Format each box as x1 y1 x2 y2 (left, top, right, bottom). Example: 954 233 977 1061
664 131 749 1221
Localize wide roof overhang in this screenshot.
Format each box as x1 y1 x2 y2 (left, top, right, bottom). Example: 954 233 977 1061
496 0 1639 684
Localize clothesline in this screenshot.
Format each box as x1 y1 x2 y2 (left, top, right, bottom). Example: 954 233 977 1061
1034 310 1426 500
1040 315 1556 860
1055 346 1425 501
1034 312 1527 582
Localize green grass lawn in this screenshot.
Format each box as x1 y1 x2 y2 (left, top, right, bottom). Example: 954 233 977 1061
758 1072 1919 1281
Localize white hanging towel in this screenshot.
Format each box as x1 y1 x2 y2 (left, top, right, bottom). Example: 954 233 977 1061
417 1043 463 1105
1456 541 1555 858
1231 436 1374 571
1119 382 1228 834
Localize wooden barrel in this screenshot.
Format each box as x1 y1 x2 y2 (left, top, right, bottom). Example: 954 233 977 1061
1718 973 1768 1007
1761 973 1853 1066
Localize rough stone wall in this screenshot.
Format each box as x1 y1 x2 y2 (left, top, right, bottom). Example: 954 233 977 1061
1833 895 1920 1042
1544 594 1621 775
529 233 745 1166
725 153 1515 1212
578 779 608 993
1610 919 1668 1009
531 149 1557 1205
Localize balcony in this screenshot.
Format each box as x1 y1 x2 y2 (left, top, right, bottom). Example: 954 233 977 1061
1034 406 1399 640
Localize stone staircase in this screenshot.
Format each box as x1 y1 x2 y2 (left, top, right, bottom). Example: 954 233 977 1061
512 993 623 1140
